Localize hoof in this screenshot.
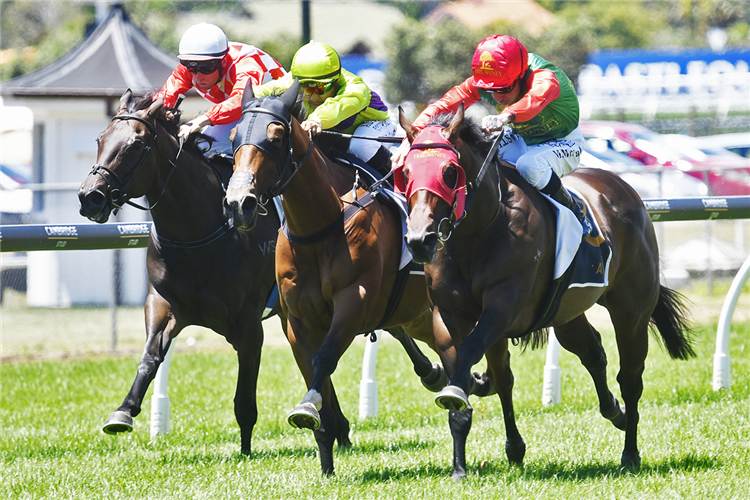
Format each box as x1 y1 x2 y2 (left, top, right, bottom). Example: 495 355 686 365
601 396 627 431
621 450 641 471
287 402 321 431
505 436 526 465
435 385 469 411
102 410 133 435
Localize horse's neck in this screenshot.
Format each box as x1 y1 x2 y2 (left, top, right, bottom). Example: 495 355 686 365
282 129 347 236
456 158 509 236
147 137 226 241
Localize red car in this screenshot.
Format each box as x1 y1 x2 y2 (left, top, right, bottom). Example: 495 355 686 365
579 120 750 196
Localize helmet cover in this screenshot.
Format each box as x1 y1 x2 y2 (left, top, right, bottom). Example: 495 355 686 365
471 35 528 89
291 42 341 83
178 23 229 61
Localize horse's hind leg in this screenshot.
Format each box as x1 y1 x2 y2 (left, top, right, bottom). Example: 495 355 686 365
485 339 525 465
607 306 651 470
386 324 447 392
103 290 178 434
554 315 626 430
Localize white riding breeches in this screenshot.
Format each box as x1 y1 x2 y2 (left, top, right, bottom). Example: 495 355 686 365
349 119 397 162
496 127 583 189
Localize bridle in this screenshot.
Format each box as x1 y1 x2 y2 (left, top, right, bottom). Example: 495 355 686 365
232 97 315 209
89 113 181 213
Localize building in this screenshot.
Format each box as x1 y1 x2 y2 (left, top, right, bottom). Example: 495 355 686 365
0 4 205 306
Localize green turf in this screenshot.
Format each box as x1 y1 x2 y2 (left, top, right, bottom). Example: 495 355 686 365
2 302 749 499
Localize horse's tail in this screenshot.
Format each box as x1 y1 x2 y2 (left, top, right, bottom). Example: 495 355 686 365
649 285 697 360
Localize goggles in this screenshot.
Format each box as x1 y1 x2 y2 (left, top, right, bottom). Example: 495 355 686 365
301 81 335 95
180 59 222 74
486 80 517 95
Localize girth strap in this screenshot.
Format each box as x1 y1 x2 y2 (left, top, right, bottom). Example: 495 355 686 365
281 192 376 245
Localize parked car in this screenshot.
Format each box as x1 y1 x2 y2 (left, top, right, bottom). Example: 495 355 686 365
0 163 32 222
691 132 750 159
580 121 750 195
0 163 31 302
580 147 708 199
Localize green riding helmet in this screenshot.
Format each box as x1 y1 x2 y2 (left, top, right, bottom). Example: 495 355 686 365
291 41 341 83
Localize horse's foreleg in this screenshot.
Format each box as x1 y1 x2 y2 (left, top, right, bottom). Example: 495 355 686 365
436 298 517 412
448 407 472 481
233 318 264 455
103 291 177 434
284 317 340 475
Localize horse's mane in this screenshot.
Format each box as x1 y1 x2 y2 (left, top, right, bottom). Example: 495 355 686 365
427 113 494 156
129 91 211 157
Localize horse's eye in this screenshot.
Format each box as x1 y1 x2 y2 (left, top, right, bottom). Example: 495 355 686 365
442 163 458 189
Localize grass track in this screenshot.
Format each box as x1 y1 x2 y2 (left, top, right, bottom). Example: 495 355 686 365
2 298 749 499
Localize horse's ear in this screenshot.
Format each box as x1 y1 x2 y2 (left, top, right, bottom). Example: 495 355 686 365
446 102 464 143
144 96 165 120
242 79 255 109
399 106 417 144
280 78 300 109
117 89 132 115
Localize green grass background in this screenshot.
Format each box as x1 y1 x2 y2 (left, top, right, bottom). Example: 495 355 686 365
2 283 750 499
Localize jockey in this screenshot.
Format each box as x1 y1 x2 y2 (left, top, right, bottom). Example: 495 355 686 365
254 41 395 177
396 35 591 238
155 23 286 157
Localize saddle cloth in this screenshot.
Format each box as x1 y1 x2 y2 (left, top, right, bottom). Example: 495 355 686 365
542 186 611 288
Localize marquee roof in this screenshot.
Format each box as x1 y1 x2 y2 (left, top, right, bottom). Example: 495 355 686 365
1 4 177 98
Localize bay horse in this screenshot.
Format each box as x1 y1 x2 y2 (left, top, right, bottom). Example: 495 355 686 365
78 90 289 456
225 81 501 476
397 105 696 477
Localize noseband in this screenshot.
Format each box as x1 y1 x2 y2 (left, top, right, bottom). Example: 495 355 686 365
89 114 180 212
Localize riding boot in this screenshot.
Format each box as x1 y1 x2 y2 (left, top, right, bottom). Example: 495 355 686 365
366 145 393 179
540 172 593 239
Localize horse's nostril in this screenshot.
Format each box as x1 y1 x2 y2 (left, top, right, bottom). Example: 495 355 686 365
88 191 106 206
240 195 257 215
422 232 439 248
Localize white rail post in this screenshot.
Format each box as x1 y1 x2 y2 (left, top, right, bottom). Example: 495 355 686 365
713 254 750 390
150 342 175 437
359 330 380 419
542 328 562 406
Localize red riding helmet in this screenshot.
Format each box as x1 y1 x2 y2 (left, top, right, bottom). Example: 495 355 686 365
471 35 529 89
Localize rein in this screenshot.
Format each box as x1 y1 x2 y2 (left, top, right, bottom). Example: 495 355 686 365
92 113 233 249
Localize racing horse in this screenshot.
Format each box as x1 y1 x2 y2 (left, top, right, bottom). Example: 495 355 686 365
224 81 500 476
397 105 696 477
78 89 291 456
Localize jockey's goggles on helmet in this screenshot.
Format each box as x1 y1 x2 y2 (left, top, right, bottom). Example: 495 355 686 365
487 79 517 94
180 58 222 74
301 81 335 95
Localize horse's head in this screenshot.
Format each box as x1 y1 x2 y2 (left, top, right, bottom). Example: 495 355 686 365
78 90 166 222
396 104 467 264
225 79 301 230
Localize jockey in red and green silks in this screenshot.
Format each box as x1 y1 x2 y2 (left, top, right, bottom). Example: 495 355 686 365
396 35 591 238
254 41 395 176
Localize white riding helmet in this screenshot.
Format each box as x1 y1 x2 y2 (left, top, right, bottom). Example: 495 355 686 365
178 23 229 61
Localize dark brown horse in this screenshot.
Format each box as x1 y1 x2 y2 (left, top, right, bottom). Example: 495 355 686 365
224 82 502 476
78 90 286 456
397 105 696 477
